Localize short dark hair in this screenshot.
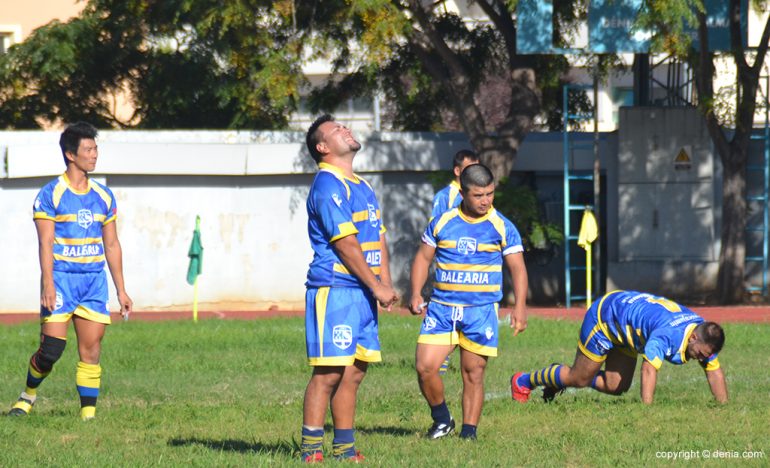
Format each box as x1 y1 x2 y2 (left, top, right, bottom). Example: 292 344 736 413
59 122 98 165
695 321 725 354
306 114 335 164
452 149 479 168
460 163 494 192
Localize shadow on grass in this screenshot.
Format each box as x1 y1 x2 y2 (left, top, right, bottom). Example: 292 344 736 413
168 437 294 456
323 423 415 437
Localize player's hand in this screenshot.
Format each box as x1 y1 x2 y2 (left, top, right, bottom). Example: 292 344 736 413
409 296 427 315
510 308 527 336
40 279 56 312
372 283 398 311
118 291 133 321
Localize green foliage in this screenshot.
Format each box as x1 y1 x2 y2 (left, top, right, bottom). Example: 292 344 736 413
494 179 565 252
1 316 768 465
0 0 309 129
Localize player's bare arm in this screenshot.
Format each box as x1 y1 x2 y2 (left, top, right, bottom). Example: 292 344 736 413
102 221 133 317
504 252 528 336
378 234 394 289
640 360 658 404
333 234 396 308
34 218 56 312
408 242 435 315
705 367 728 404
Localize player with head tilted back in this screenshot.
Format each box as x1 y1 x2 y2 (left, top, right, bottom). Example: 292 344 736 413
410 163 529 440
8 122 132 420
512 290 728 405
300 114 398 463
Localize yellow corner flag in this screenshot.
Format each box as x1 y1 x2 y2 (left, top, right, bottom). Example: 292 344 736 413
577 209 598 250
186 216 203 322
577 209 598 307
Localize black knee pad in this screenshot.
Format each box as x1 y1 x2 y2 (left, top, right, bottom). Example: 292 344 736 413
32 335 67 372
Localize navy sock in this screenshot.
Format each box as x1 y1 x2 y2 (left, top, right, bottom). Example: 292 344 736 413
300 427 323 458
430 401 451 424
332 428 356 458
459 424 477 439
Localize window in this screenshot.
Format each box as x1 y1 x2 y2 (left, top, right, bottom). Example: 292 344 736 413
0 25 22 54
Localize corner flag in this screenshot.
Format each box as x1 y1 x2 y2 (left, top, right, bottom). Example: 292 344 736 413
187 216 203 322
577 209 598 307
187 216 203 285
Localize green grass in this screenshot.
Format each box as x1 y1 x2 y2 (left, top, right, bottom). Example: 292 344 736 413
1 316 769 466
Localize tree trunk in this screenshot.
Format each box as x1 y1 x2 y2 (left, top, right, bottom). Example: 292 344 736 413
715 153 747 303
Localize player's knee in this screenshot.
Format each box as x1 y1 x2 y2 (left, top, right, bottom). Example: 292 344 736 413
32 335 67 372
606 381 632 395
415 359 439 377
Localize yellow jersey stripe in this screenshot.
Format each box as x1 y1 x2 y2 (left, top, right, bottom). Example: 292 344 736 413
352 209 380 223
433 210 460 238
434 283 499 292
89 180 113 209
360 241 381 251
437 240 457 249
333 263 380 275
55 237 103 245
477 243 502 252
52 176 68 209
329 222 358 242
33 212 55 221
436 263 502 272
54 214 107 223
488 212 508 248
53 254 106 263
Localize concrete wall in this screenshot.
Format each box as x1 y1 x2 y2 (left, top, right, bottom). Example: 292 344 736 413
2 113 765 312
607 107 719 299
0 130 525 313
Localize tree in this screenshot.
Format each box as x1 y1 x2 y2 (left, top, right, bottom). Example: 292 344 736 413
0 0 310 129
306 0 592 181
641 0 770 303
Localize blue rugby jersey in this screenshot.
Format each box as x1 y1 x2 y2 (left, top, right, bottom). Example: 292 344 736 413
597 290 720 371
422 207 523 307
32 174 117 273
431 180 462 220
306 163 386 288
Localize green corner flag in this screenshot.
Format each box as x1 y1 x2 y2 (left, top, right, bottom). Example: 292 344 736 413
187 216 203 285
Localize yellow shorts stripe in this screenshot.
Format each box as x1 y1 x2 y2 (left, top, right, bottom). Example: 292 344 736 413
417 332 460 346
458 333 497 357
578 338 607 363
355 344 382 363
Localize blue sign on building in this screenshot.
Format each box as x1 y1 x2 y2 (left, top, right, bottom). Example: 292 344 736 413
517 0 747 54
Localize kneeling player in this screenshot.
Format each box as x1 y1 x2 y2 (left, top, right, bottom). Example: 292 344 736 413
512 290 727 405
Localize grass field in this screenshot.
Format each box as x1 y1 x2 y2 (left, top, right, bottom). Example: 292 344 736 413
1 315 769 466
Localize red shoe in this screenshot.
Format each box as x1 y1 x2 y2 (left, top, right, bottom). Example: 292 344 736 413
304 451 323 463
511 372 531 403
338 450 365 463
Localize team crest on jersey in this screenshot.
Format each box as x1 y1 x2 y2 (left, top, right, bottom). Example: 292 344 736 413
332 193 343 207
457 237 477 255
485 327 494 340
77 209 94 229
423 316 437 331
55 291 63 311
367 203 378 227
332 325 353 350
